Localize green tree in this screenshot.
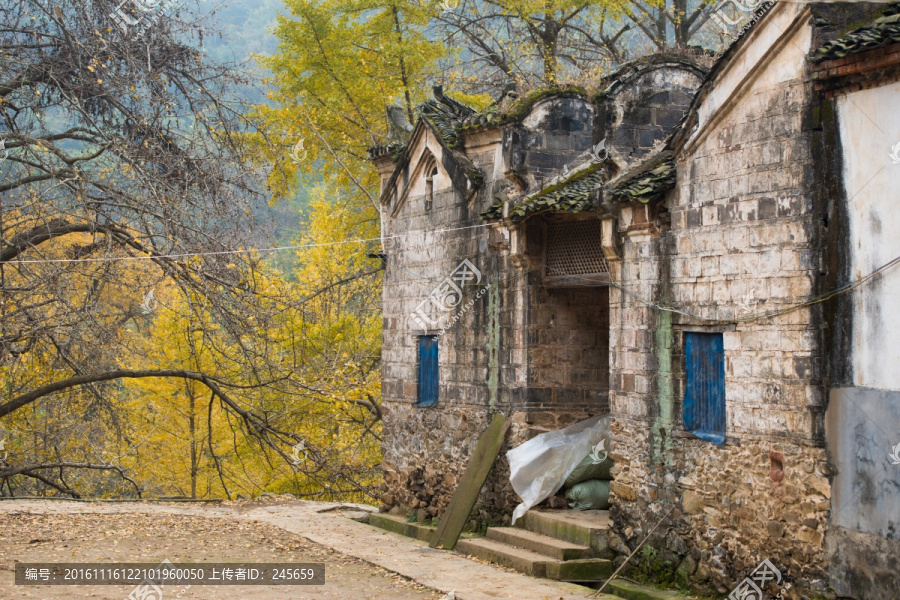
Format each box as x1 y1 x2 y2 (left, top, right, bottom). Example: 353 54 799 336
255 0 445 203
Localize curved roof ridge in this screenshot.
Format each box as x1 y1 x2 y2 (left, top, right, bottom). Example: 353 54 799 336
594 52 713 99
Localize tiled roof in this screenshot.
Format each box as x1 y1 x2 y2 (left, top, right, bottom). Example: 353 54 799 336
367 88 475 160
812 6 900 63
480 152 677 222
480 162 606 221
418 88 476 148
480 154 677 222
458 110 504 130
367 141 405 161
607 156 676 204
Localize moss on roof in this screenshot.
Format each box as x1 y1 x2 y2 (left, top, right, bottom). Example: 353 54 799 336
499 86 589 121
457 86 590 133
366 90 476 162
608 156 676 204
480 153 676 222
458 110 504 131
374 55 710 160
812 5 900 63
480 161 606 221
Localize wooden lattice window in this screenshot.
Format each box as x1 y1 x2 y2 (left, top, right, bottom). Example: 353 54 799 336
544 220 610 285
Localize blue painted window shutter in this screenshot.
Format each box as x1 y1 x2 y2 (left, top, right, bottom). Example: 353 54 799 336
683 332 726 445
417 335 439 407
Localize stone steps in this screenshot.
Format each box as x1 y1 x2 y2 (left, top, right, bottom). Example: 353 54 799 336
603 579 695 600
367 509 699 599
517 508 611 550
486 527 594 560
547 558 615 582
455 536 616 581
455 537 555 577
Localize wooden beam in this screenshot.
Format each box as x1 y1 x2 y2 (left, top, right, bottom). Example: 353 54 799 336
430 413 510 550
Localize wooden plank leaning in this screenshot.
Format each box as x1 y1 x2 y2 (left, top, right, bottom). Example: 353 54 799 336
430 413 510 550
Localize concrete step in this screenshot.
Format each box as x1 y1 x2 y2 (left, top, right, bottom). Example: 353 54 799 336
604 579 698 600
456 537 614 581
518 509 610 548
456 537 554 577
368 513 435 543
486 527 594 560
546 558 614 581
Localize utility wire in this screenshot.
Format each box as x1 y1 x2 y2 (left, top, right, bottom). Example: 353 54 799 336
8 214 899 327
3 222 492 265
382 251 900 327
544 253 900 325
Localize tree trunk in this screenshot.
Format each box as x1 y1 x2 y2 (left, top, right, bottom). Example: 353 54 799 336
189 388 197 500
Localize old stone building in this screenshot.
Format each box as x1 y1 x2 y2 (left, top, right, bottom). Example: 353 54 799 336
371 3 900 598
372 55 706 525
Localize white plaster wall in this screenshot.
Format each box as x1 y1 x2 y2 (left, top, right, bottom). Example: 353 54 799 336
838 80 900 390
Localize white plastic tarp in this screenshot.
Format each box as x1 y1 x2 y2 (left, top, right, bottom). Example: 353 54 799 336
507 415 610 525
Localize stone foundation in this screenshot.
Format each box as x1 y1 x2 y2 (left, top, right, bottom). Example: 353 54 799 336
380 403 602 524
610 416 831 596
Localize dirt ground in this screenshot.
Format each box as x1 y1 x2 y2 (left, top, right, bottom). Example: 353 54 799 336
0 507 442 600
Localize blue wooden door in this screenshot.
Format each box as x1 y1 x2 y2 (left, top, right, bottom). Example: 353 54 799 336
683 332 726 445
417 335 439 407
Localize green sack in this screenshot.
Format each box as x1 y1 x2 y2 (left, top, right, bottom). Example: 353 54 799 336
565 453 614 488
565 479 611 511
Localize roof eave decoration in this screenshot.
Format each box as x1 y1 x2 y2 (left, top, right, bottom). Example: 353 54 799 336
418 85 477 148
480 159 608 222
605 154 676 205
377 89 485 207
367 141 406 162
592 53 711 102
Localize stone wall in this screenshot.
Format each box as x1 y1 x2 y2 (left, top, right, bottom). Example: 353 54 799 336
505 96 594 189
607 9 833 597
379 124 512 520
598 61 704 163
